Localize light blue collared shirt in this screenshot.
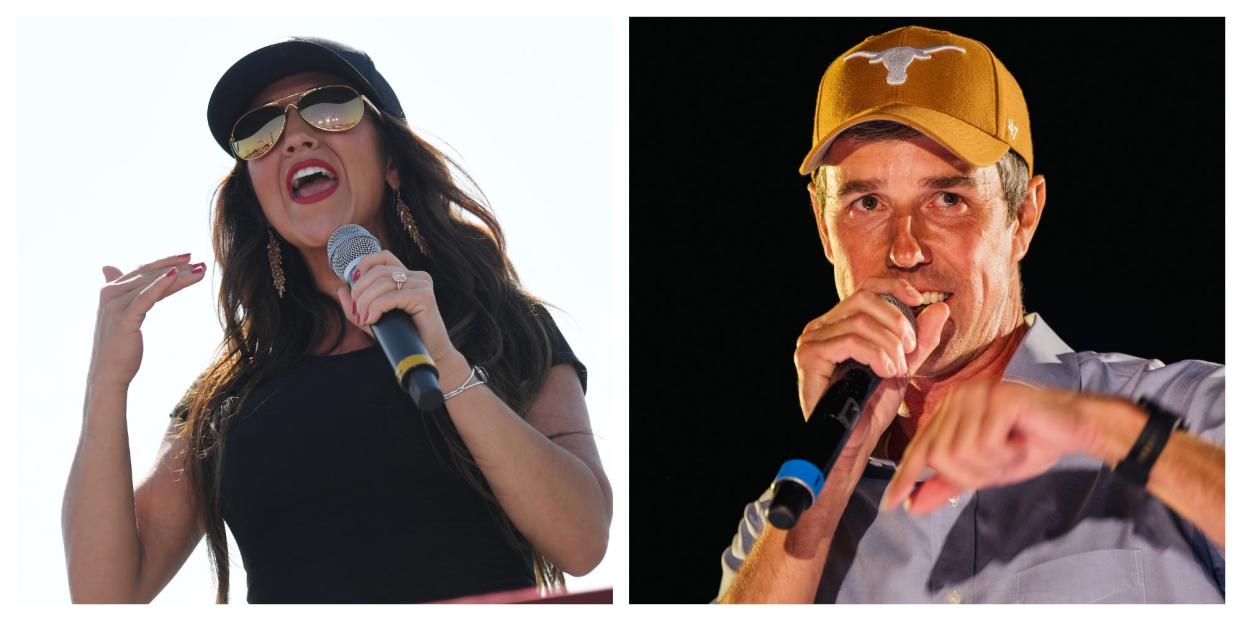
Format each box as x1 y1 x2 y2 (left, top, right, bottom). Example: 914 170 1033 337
718 313 1224 603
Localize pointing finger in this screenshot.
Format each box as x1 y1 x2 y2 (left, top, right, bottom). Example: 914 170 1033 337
882 386 954 510
883 435 929 511
905 474 964 516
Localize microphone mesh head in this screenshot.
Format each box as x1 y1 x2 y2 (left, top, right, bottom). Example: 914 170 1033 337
327 224 382 281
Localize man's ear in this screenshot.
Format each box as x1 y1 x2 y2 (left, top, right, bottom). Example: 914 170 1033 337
385 155 401 189
808 182 834 264
1012 174 1046 262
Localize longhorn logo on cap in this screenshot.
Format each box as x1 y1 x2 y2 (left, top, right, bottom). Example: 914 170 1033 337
844 45 966 85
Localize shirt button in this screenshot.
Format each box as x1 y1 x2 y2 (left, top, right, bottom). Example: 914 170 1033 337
947 590 962 604
948 496 960 507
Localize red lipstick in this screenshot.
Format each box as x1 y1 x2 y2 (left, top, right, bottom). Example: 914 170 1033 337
286 158 340 205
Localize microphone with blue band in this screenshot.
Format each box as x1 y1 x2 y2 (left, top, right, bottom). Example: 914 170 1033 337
766 293 916 530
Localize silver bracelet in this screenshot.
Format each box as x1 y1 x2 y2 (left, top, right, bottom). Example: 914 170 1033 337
444 364 489 400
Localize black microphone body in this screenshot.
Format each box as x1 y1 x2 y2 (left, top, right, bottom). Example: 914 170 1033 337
327 224 444 411
370 310 444 412
767 294 915 529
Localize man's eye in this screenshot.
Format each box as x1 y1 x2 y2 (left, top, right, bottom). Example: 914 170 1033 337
855 195 880 211
929 192 967 211
936 192 962 207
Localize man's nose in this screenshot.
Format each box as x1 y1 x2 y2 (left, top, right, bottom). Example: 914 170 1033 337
280 104 319 155
887 214 927 269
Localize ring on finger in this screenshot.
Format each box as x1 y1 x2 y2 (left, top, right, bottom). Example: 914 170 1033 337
392 270 407 290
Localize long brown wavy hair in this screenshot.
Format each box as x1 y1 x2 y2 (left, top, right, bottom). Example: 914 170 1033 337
173 107 566 603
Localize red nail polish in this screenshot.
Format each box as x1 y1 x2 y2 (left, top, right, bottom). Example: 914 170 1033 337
191 264 206 274
177 252 191 259
352 268 360 282
352 301 357 316
165 267 178 278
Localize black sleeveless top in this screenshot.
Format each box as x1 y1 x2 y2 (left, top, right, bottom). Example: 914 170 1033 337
174 313 586 603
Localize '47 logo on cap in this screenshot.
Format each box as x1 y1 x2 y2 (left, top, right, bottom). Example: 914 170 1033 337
844 45 965 85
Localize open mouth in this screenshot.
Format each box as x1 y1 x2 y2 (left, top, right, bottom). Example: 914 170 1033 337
287 159 340 204
912 291 952 315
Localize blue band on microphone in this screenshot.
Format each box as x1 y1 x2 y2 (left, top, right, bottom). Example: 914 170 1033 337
774 459 825 497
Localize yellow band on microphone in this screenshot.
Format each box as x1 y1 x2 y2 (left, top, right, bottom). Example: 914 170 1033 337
395 354 436 384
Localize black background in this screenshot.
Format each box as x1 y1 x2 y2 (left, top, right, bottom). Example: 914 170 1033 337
628 18 1223 603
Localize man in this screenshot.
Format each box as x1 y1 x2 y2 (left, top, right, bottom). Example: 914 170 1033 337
716 25 1224 604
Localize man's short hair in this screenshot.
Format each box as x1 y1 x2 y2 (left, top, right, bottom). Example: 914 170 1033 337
812 121 1030 222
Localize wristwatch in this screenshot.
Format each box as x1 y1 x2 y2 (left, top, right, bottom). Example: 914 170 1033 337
1113 396 1187 487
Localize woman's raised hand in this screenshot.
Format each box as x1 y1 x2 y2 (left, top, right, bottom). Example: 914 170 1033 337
88 253 206 390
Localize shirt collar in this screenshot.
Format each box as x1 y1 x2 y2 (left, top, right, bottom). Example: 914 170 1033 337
1001 313 1081 392
866 312 1080 472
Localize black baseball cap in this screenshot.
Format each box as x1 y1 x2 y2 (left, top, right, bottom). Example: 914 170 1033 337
207 36 406 158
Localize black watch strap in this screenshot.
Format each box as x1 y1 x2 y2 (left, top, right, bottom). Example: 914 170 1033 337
1113 397 1186 487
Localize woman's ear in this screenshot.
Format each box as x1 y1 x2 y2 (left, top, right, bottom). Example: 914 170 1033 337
385 156 401 190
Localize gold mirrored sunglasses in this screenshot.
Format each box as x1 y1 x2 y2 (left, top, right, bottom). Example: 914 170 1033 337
229 84 379 160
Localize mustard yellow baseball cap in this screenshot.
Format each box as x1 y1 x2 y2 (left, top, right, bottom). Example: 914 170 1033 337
800 25 1033 175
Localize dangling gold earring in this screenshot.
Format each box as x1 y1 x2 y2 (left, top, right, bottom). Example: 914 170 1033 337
267 228 286 299
394 187 430 256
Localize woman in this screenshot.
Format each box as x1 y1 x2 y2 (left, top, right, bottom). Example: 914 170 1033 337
62 37 611 604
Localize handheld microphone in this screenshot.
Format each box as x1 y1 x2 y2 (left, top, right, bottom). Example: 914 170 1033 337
327 224 444 412
766 294 917 529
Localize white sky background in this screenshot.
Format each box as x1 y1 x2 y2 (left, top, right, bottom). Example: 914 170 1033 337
14 17 619 604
